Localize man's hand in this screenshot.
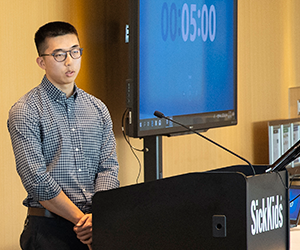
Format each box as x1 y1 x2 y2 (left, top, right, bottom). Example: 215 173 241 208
74 214 93 245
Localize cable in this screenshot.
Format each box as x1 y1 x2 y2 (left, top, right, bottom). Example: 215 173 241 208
275 165 300 204
290 193 300 203
121 108 146 183
290 168 300 203
276 167 298 191
129 144 142 184
121 108 147 152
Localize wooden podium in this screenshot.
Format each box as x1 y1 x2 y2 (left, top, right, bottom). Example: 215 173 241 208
92 165 289 249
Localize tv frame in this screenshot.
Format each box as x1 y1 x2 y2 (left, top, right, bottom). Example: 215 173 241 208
126 0 238 138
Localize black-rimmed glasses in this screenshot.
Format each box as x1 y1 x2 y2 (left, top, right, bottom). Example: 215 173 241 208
41 48 83 62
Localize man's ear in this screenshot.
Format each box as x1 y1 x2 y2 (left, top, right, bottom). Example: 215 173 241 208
36 57 46 70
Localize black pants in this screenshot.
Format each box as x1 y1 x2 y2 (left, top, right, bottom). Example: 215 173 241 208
20 215 89 250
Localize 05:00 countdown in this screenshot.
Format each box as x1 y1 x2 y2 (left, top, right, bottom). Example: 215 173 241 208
161 2 216 42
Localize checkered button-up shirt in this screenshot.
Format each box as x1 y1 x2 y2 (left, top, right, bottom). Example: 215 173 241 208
8 76 119 213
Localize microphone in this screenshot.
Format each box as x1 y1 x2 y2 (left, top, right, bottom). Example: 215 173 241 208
154 111 256 175
265 139 300 173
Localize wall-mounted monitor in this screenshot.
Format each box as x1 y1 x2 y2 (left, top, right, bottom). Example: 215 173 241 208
126 0 237 138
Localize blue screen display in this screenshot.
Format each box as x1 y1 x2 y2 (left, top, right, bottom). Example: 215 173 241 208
139 0 235 120
290 188 300 220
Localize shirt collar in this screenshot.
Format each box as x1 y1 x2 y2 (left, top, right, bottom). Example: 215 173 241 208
41 75 78 101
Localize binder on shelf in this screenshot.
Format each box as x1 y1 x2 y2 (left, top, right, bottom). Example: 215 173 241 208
292 123 300 165
282 124 291 154
268 118 300 170
269 125 281 165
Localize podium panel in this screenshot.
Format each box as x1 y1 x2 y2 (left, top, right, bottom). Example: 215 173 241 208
92 165 289 249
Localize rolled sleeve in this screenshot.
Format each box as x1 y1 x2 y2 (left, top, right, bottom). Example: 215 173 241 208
8 102 61 202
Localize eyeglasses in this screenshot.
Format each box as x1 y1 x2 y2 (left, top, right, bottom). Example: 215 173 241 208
41 48 83 62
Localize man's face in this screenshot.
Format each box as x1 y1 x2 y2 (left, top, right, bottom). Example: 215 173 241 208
37 34 81 91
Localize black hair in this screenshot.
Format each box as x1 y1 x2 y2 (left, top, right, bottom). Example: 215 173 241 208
34 21 79 56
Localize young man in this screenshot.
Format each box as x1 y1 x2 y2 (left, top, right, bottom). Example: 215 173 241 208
8 21 120 250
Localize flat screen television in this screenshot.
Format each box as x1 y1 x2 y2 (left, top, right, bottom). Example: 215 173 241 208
126 0 237 138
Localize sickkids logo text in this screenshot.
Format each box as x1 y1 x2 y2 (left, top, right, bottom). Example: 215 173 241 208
250 195 284 236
